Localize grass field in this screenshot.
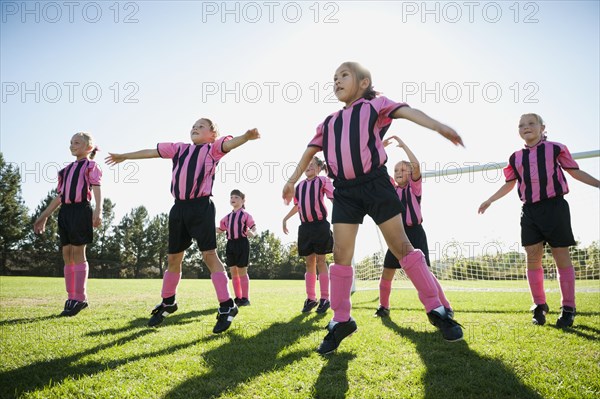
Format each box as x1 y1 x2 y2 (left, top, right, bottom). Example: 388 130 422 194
1 277 599 399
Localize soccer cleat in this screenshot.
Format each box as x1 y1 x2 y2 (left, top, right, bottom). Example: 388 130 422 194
234 297 242 306
530 303 549 326
427 308 463 342
65 300 88 317
301 298 318 313
60 299 75 317
556 306 576 328
315 299 331 314
147 302 178 327
213 305 238 333
316 318 358 355
374 306 390 318
445 308 454 319
237 297 251 307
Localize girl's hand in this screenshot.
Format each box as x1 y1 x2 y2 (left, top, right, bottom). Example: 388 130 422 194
283 220 289 235
244 128 261 141
33 217 47 234
282 182 295 205
93 209 102 228
437 125 464 147
105 153 126 166
383 135 403 148
478 200 492 214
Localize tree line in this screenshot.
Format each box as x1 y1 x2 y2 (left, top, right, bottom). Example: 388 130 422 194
0 152 324 279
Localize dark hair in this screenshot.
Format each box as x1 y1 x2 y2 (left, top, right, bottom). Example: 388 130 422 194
339 61 379 100
230 189 245 199
312 156 328 175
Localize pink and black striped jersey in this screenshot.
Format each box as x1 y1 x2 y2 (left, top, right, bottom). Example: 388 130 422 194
57 159 102 204
308 96 408 181
294 176 334 223
504 139 579 204
157 136 231 200
394 177 423 226
219 208 256 240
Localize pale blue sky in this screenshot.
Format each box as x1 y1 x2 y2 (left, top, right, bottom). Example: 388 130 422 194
1 1 598 260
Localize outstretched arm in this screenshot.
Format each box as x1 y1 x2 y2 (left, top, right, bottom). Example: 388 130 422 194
478 180 517 214
33 196 62 234
384 135 421 180
222 129 260 153
391 107 464 147
565 169 600 188
282 206 299 235
282 146 320 205
105 149 159 166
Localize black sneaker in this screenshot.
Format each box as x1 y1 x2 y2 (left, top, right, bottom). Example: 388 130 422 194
374 306 390 318
147 303 178 327
315 299 330 314
556 306 576 328
301 299 318 313
427 308 463 342
237 298 251 307
213 305 239 333
234 297 242 306
530 303 549 326
316 318 358 355
60 299 75 317
65 300 88 317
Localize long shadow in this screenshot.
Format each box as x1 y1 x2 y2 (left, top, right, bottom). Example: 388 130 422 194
548 323 600 341
0 314 60 326
84 309 216 336
162 313 322 399
380 318 543 399
313 352 356 399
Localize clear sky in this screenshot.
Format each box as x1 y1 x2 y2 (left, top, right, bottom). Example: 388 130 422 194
1 1 598 261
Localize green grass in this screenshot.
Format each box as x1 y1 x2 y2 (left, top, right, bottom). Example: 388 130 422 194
1 276 599 399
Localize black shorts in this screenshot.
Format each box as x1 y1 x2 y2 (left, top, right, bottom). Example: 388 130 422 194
384 224 431 269
168 197 217 254
521 196 576 248
226 237 250 267
332 167 404 225
298 220 334 256
58 202 93 247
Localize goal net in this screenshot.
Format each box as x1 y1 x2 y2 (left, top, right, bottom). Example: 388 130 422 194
353 151 600 291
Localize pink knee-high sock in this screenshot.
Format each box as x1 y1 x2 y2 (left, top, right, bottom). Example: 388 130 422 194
400 250 441 312
305 272 317 301
232 276 242 298
73 262 89 302
557 266 576 308
329 264 354 322
527 268 546 305
379 278 392 309
240 274 250 299
319 272 329 300
161 271 181 299
431 273 451 309
64 264 75 300
211 271 231 303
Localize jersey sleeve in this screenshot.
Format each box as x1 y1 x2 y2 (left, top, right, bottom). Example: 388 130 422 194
503 158 517 182
410 176 422 196
557 143 579 169
210 136 234 161
308 124 324 149
157 142 180 159
219 215 228 232
321 176 334 200
372 96 409 129
87 161 102 186
245 212 256 230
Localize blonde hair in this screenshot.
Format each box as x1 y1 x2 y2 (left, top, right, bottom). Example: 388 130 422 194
339 62 379 100
200 118 219 135
520 113 547 139
312 156 328 175
74 132 98 159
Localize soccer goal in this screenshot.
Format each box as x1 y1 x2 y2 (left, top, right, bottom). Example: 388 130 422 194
353 150 600 291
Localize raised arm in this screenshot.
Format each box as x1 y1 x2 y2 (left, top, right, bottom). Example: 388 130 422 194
565 169 600 188
33 195 62 234
105 149 160 166
478 180 517 214
222 129 260 153
384 135 421 180
282 206 299 235
391 107 464 147
282 146 320 205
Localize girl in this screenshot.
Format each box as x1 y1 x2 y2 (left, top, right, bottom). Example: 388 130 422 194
34 132 102 317
282 156 334 314
106 118 259 333
479 113 599 328
375 136 453 319
283 62 464 354
217 189 257 307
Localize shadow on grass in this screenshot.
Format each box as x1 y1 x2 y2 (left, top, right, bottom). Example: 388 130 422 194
313 352 356 399
380 317 543 399
0 314 60 326
548 323 600 341
162 313 322 399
